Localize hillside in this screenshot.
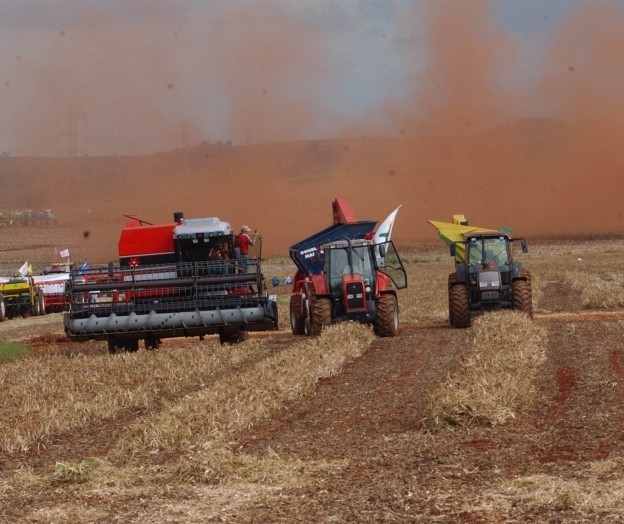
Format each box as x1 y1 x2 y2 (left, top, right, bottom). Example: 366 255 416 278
1 127 623 259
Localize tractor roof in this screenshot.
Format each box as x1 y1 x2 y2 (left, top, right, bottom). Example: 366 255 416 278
174 217 231 239
322 238 372 249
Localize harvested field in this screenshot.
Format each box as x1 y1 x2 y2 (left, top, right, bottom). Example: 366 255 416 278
1 229 624 522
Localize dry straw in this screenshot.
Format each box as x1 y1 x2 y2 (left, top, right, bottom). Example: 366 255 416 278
428 311 547 426
0 343 272 453
482 458 624 517
110 323 374 483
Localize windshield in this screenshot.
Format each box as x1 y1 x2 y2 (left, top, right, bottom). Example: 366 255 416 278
327 246 374 280
467 237 509 267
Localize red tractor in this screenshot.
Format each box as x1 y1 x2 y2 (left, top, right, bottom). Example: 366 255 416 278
63 212 278 352
289 199 407 337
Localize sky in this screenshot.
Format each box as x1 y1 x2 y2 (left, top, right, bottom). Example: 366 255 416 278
0 0 623 156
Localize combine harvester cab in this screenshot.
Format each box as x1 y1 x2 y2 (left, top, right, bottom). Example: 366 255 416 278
63 212 278 352
289 198 407 337
429 215 532 328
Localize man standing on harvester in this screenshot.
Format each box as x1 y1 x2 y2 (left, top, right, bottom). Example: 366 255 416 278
235 225 257 272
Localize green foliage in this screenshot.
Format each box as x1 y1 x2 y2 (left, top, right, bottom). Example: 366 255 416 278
0 340 29 362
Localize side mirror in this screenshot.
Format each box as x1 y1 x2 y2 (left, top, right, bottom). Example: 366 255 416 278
521 239 528 253
378 245 387 258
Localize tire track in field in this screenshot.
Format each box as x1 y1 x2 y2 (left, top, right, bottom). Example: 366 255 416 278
529 320 624 464
235 325 468 459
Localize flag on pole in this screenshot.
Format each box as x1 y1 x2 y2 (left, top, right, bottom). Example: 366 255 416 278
17 261 29 276
59 248 70 258
76 260 89 275
373 205 402 245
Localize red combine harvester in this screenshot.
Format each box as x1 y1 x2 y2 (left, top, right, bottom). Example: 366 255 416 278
63 212 278 352
289 198 407 337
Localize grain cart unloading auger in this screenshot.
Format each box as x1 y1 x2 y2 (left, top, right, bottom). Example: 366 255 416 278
289 198 407 337
63 212 278 352
429 215 532 328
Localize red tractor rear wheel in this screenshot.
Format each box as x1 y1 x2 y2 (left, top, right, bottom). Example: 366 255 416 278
310 296 331 336
374 293 398 337
290 294 306 335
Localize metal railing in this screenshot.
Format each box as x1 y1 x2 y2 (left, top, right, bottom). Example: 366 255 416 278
66 259 266 319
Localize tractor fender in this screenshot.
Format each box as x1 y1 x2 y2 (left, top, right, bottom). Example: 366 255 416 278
308 274 329 296
375 271 401 298
510 262 524 280
291 269 306 294
455 263 470 284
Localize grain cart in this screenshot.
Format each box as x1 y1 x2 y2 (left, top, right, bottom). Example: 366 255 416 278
63 212 278 352
289 198 407 337
0 276 45 319
429 217 532 328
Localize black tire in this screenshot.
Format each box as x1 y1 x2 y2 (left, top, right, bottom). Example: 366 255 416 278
448 273 458 326
38 293 46 316
145 335 160 350
310 297 331 336
290 294 305 335
107 339 118 354
124 340 139 352
374 294 398 337
32 295 40 316
449 283 471 328
219 330 249 345
0 298 5 322
512 276 533 318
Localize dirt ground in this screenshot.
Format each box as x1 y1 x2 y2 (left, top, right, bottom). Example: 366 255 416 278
1 232 624 522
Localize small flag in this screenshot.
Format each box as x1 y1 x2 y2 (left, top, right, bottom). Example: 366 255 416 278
76 260 89 274
59 248 70 258
373 205 402 245
17 261 29 276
